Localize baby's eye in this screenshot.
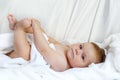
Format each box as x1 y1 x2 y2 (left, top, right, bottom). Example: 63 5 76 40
81 54 85 60
80 45 82 49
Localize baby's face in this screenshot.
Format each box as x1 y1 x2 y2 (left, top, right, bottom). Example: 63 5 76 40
66 42 98 68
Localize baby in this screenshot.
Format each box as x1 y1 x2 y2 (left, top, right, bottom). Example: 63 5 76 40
7 14 106 72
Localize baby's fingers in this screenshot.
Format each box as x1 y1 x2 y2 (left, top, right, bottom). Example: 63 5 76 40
31 19 41 27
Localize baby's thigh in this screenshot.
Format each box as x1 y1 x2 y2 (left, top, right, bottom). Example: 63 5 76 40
6 50 30 60
6 50 19 58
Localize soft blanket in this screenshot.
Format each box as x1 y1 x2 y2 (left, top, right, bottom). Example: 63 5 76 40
0 33 120 80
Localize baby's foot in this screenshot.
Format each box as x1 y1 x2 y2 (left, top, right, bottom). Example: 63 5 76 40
16 18 32 29
15 18 33 33
7 14 17 30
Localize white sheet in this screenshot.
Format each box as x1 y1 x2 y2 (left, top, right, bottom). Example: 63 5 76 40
0 33 120 80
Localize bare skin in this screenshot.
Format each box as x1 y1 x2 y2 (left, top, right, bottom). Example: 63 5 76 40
7 15 32 60
7 15 69 71
7 14 99 72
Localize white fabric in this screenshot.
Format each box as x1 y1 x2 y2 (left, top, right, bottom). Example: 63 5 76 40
0 33 14 54
90 0 120 42
0 33 55 68
0 0 120 80
0 0 120 43
101 33 120 72
0 33 120 80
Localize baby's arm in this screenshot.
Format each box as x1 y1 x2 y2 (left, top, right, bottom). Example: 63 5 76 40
31 19 61 66
32 19 50 53
36 24 60 44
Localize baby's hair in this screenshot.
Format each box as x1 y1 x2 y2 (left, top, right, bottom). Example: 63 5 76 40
90 42 106 63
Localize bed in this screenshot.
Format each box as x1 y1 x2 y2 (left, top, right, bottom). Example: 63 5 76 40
0 0 120 80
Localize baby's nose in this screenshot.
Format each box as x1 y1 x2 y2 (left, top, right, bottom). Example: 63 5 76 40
76 49 83 55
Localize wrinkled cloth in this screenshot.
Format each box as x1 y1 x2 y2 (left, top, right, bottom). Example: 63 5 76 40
0 33 120 80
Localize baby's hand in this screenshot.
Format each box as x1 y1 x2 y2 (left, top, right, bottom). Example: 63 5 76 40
31 19 45 33
31 19 41 28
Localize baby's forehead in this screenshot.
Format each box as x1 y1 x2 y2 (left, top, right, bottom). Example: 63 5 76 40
84 44 98 63
83 43 94 48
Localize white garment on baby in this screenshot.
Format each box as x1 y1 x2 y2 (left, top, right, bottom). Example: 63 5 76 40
28 32 56 67
0 33 56 68
29 42 56 67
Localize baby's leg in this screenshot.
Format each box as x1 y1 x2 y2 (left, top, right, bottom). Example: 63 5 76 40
7 17 31 60
13 27 31 60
